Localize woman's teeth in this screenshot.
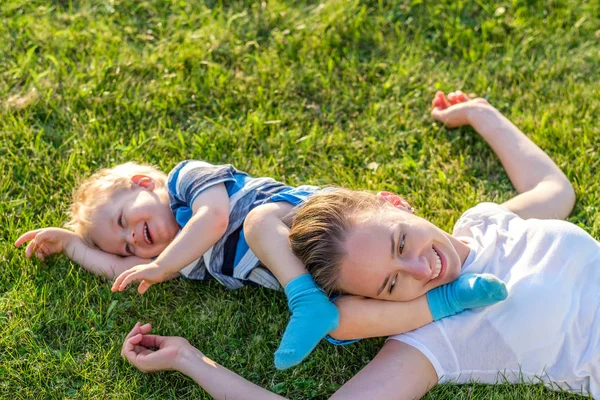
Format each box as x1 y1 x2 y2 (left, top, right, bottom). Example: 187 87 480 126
431 248 442 280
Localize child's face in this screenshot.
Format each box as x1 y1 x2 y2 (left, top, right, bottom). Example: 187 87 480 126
88 177 180 258
337 206 470 302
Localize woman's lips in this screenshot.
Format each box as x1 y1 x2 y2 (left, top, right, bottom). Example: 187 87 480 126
429 245 446 283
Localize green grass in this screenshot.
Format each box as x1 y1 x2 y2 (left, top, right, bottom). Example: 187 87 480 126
1 0 599 398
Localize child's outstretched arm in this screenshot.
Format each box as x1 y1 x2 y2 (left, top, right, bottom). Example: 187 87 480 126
112 183 229 294
244 202 339 370
15 227 150 278
432 90 575 220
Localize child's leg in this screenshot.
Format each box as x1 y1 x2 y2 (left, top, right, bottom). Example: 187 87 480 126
276 273 339 369
328 273 508 342
427 273 508 320
244 203 339 370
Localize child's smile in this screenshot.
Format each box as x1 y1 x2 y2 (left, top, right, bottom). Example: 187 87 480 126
88 180 180 259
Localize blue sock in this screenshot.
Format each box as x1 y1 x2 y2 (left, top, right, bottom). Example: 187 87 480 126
274 274 339 370
426 273 508 321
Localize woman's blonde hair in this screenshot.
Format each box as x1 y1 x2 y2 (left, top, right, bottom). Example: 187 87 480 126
289 188 387 295
65 162 167 244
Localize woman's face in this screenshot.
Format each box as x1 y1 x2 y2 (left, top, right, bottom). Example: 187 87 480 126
337 206 470 301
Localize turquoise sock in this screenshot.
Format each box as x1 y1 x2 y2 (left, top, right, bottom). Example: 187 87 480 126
274 274 339 370
426 273 508 321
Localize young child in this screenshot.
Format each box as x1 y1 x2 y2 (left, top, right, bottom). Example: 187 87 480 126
16 159 507 369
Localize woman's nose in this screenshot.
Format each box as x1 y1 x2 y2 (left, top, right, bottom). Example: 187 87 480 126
400 255 431 280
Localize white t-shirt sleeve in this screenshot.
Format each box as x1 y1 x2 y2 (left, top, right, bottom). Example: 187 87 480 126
387 322 455 382
452 202 517 238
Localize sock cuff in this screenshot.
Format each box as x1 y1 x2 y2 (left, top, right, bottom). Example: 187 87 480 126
427 285 453 321
284 274 321 298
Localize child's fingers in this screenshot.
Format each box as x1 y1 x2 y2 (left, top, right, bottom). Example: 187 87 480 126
36 249 47 261
118 272 143 291
14 230 42 247
138 280 152 295
112 270 134 292
25 240 38 258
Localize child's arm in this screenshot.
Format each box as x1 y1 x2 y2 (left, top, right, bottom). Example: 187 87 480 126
432 90 575 220
112 183 230 294
14 227 151 278
244 202 306 286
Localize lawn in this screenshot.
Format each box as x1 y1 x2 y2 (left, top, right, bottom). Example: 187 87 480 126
1 0 599 398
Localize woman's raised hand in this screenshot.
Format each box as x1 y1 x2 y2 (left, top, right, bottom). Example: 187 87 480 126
431 90 491 128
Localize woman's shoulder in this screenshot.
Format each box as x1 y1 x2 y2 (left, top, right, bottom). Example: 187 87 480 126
453 202 519 237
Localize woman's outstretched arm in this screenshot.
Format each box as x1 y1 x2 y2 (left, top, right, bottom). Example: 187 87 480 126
432 91 575 220
121 323 437 400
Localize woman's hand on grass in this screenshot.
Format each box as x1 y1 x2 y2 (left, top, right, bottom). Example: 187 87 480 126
14 227 77 261
431 90 492 128
111 262 166 294
121 322 192 373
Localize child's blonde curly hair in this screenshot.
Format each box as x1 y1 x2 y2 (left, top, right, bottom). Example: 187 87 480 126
65 162 167 245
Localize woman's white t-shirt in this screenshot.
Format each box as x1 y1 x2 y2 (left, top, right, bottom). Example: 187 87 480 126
389 203 600 398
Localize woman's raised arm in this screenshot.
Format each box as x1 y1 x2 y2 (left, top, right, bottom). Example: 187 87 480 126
432 91 575 220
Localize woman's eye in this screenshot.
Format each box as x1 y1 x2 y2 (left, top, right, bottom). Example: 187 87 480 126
399 233 406 255
125 244 133 255
118 214 124 228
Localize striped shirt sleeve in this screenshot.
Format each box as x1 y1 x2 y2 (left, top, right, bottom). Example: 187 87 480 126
168 160 237 208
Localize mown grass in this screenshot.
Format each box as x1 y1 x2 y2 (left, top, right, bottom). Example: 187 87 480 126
1 0 599 398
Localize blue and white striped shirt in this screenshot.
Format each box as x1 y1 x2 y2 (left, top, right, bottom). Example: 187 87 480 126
167 160 319 290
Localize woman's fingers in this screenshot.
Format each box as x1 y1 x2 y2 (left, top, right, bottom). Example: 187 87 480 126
139 323 152 335
138 334 164 349
431 106 448 122
122 333 140 358
456 90 469 102
432 91 449 109
124 322 142 341
448 90 469 105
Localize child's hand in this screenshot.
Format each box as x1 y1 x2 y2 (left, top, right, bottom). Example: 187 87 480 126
112 262 166 294
14 228 77 261
121 322 193 373
431 90 491 128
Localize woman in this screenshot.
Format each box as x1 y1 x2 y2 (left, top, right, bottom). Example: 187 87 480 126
121 91 598 399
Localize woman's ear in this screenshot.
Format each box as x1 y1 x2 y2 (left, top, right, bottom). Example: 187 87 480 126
377 191 413 213
131 175 156 191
